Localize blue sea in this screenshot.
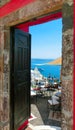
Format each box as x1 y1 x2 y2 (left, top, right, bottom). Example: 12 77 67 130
31 58 61 80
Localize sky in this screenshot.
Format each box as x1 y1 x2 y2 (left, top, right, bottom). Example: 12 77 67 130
29 18 62 59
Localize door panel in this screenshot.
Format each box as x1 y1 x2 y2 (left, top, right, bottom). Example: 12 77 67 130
10 28 31 130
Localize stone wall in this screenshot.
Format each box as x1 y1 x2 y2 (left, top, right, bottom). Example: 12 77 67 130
0 0 74 130
0 0 62 26
61 0 73 130
0 0 10 7
0 26 10 130
0 1 62 129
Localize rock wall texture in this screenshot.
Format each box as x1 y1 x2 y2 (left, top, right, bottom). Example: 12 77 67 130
0 0 10 7
0 0 74 130
61 0 73 130
0 26 10 130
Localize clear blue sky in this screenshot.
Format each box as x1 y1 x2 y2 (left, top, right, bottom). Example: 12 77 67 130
29 18 62 59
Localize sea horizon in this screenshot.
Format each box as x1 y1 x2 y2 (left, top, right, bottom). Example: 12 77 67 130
31 58 61 79
31 58 55 60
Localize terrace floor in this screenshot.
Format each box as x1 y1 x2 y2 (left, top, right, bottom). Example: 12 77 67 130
25 95 61 130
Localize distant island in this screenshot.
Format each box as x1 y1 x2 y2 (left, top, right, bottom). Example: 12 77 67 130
47 57 62 65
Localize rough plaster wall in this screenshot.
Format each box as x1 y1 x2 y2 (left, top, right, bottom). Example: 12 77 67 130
0 0 10 7
61 0 73 130
0 26 10 130
0 0 62 129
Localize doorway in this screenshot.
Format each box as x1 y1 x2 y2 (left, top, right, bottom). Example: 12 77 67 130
30 18 62 126
11 15 61 127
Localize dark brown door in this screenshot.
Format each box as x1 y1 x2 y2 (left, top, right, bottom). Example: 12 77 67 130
10 28 31 130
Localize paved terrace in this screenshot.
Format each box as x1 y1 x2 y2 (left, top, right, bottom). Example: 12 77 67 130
26 95 61 130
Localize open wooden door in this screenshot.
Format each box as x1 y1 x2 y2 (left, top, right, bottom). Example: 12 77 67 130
10 28 31 130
